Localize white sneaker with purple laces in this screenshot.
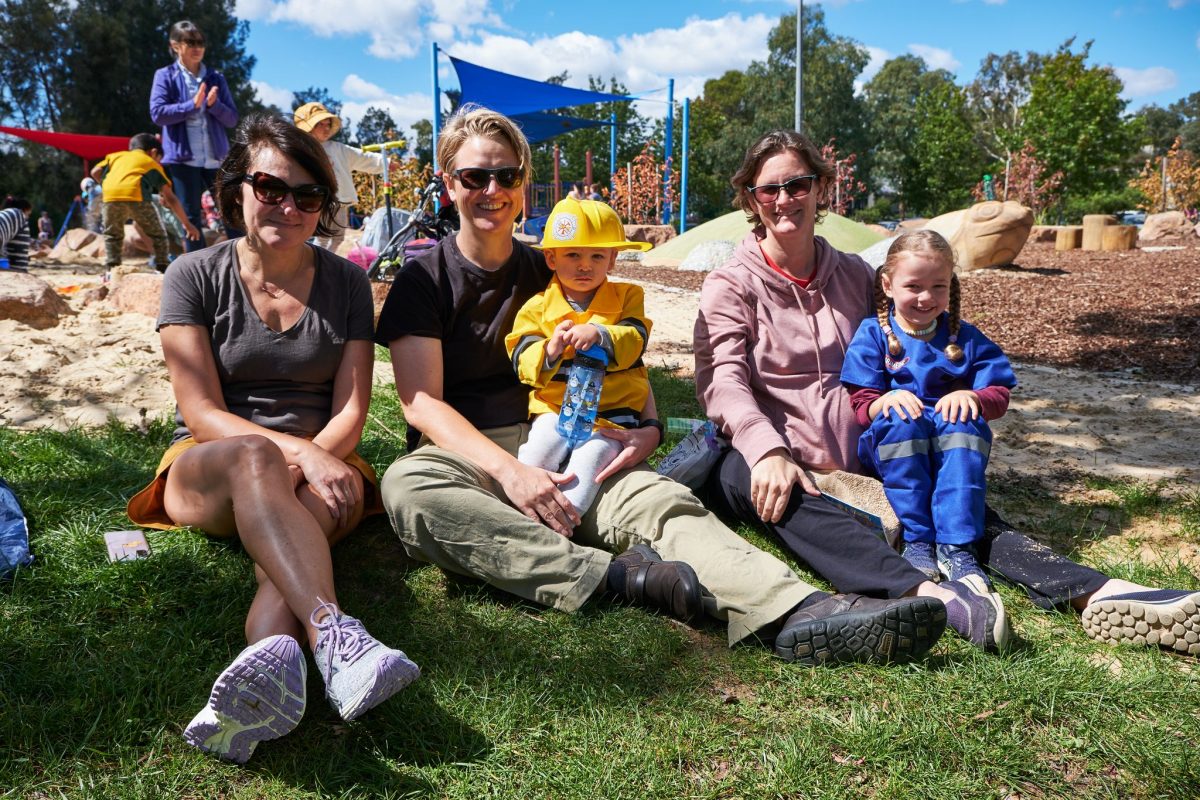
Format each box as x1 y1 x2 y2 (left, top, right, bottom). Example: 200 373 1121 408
183 634 307 764
312 602 420 721
1082 590 1200 656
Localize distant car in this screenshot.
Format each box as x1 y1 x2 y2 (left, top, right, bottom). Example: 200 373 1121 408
1117 210 1147 226
878 219 900 231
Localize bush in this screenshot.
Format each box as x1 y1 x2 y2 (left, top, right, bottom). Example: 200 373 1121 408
1058 187 1146 224
853 200 896 225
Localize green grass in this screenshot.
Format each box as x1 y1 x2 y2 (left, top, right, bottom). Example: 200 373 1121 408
2 370 1199 798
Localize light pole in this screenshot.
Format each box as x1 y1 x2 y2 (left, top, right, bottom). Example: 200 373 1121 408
794 1 803 133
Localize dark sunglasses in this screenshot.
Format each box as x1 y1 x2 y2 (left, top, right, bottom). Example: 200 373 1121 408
452 166 524 190
746 174 817 203
178 38 206 48
241 172 330 213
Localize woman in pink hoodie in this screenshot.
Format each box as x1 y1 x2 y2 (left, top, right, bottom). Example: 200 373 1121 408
694 129 1200 658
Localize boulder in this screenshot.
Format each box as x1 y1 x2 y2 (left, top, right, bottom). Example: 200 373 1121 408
857 235 900 269
0 272 75 329
925 201 1033 271
1029 225 1059 243
82 285 110 305
897 218 927 231
679 240 736 272
865 224 892 238
623 224 676 249
107 272 163 317
1140 211 1197 241
48 227 103 262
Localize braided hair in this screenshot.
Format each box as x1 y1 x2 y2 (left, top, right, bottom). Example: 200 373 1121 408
874 230 964 362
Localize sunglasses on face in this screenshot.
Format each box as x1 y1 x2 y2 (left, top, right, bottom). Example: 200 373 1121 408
241 172 330 213
452 166 524 191
746 174 817 203
177 38 206 49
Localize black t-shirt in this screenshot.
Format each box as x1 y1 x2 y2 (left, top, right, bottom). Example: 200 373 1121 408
375 235 552 451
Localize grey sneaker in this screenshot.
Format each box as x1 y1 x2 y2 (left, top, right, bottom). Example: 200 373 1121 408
902 541 940 581
943 579 1011 652
183 634 307 764
312 602 420 721
1082 589 1200 657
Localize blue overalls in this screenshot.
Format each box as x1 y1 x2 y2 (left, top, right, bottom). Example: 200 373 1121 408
840 313 1017 546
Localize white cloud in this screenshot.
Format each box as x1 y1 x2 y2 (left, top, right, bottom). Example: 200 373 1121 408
439 13 775 106
237 0 501 60
908 44 961 72
1114 66 1178 97
250 79 294 111
339 74 433 141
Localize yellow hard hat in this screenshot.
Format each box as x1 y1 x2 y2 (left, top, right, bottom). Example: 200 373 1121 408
538 198 652 251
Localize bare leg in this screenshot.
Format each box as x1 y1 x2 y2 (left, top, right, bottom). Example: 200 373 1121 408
244 478 365 644
163 435 364 650
1070 578 1156 611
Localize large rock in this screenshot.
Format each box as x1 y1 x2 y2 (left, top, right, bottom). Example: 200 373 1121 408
1140 211 1197 241
107 272 163 318
925 201 1033 271
0 272 75 329
679 240 736 272
48 227 104 261
1029 225 1059 243
623 224 676 249
857 235 900 269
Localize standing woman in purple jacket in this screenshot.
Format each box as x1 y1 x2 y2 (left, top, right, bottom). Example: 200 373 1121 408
149 20 239 252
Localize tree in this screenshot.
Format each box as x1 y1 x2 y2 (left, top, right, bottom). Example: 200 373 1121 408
608 143 678 224
909 82 984 216
863 55 956 208
355 106 401 150
1169 91 1200 157
820 140 866 216
686 6 870 221
965 50 1043 164
1129 137 1200 213
974 141 1064 222
1132 104 1184 157
1020 39 1138 206
411 119 433 167
292 86 350 143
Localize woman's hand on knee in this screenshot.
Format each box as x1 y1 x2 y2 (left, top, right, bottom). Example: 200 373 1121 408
294 444 362 522
750 450 818 524
593 425 658 483
497 460 580 537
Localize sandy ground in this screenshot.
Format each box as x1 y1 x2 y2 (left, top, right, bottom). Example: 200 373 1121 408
6 265 1199 498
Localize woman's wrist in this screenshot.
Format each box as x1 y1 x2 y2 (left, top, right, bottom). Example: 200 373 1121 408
637 418 664 447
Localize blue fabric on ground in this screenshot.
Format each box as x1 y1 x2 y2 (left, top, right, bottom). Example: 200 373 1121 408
0 477 32 578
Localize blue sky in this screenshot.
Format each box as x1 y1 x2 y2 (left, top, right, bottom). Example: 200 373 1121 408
236 0 1200 142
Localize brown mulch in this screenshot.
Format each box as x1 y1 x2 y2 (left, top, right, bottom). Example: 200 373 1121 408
614 237 1200 384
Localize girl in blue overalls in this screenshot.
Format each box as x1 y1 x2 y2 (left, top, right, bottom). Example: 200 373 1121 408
841 230 1016 586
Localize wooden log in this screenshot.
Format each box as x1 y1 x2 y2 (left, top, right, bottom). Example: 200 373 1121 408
1081 214 1117 250
1101 225 1138 251
1055 226 1083 251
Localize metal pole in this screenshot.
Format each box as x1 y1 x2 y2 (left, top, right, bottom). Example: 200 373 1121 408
553 144 561 204
431 42 441 212
680 98 690 234
627 163 632 220
662 78 674 225
794 1 803 133
609 111 617 186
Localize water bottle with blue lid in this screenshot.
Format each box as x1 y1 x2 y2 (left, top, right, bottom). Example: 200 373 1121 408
557 344 608 447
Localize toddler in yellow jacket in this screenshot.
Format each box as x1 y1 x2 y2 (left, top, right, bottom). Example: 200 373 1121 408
504 198 653 517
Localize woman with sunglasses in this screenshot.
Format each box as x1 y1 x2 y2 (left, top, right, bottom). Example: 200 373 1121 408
149 20 240 253
127 114 419 764
374 106 947 667
694 129 1200 658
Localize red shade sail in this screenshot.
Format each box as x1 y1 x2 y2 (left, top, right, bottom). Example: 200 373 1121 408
0 125 131 160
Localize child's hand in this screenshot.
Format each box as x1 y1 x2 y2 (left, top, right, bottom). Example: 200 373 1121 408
206 85 219 107
545 320 573 363
935 390 981 423
562 323 601 352
183 222 201 241
193 83 207 109
877 389 924 421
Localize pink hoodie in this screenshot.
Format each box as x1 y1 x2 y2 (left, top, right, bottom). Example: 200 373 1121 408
694 232 875 472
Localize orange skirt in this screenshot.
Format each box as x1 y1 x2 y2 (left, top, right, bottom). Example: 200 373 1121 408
126 436 384 533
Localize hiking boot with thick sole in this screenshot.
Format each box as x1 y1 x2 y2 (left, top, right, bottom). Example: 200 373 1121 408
775 593 946 666
183 634 307 764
